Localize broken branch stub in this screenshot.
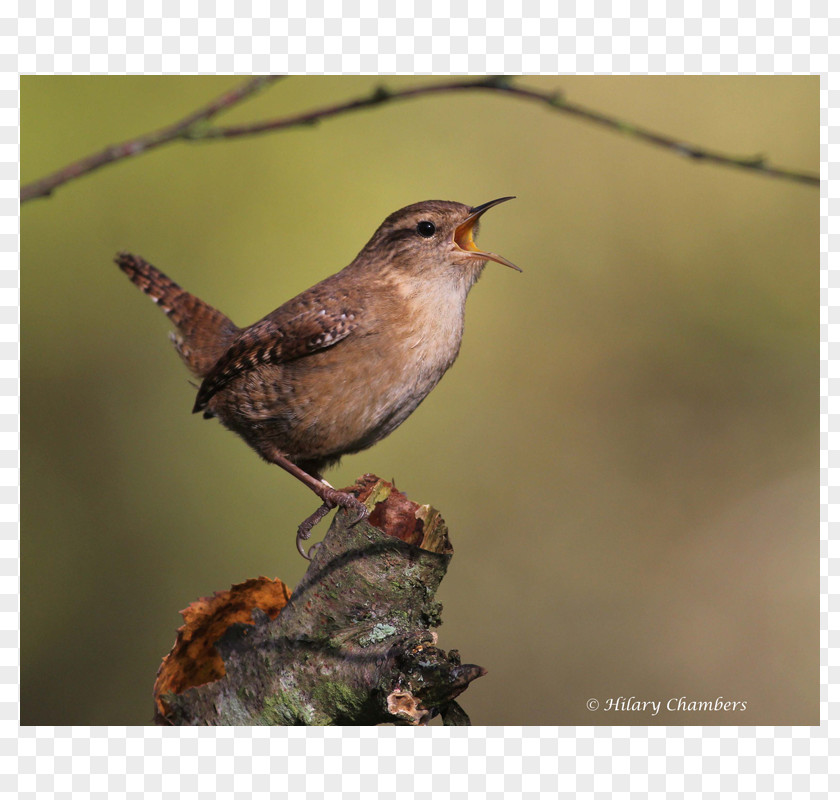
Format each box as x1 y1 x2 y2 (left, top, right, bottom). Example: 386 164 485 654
154 474 486 725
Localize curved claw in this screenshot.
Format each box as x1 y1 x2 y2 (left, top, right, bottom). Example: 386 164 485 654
344 496 370 525
303 540 322 560
296 501 334 559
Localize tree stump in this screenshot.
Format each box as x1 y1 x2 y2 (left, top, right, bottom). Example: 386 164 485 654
153 474 486 725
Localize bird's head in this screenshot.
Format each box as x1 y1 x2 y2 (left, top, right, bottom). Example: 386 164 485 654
356 197 520 288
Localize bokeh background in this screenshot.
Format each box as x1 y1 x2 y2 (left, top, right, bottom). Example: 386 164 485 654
21 76 817 725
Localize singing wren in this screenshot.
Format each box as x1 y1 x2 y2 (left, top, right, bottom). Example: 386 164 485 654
116 197 519 557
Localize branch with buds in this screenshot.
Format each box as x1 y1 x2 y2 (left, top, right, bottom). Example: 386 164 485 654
21 75 817 203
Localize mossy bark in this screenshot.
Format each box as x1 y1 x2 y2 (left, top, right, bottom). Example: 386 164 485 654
156 475 485 725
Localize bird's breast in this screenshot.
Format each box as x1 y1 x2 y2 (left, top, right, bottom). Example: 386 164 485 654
390 279 468 380
213 279 470 463
308 283 467 450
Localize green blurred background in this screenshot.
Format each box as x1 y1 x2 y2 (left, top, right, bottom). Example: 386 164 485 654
21 76 817 725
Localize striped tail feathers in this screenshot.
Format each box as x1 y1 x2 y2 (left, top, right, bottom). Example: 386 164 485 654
115 252 239 378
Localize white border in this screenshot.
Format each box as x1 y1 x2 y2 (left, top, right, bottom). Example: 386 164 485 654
8 1 832 795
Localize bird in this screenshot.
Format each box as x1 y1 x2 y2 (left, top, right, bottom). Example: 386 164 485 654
116 197 519 557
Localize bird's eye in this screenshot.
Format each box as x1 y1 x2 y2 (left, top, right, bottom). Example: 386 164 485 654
416 221 436 238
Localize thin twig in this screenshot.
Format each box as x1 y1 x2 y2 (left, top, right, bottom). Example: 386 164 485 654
20 76 284 202
20 75 818 203
196 77 818 187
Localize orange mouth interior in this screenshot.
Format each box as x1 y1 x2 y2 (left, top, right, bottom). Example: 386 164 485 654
452 198 521 271
454 219 480 252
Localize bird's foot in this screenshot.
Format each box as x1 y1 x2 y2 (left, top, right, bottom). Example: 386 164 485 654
296 485 370 560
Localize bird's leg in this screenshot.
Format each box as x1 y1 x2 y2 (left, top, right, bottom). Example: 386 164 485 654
259 446 369 558
294 476 370 560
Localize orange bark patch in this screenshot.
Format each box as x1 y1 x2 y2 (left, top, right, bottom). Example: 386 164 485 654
154 576 291 718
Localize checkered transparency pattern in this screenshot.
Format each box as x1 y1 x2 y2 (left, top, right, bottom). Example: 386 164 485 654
5 1 833 75
0 61 17 752
5 726 836 796
8 1 835 798
822 33 840 800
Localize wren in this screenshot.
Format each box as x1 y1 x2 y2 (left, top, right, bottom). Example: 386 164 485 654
116 197 519 557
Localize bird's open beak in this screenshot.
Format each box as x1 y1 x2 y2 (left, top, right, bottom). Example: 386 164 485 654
453 196 521 272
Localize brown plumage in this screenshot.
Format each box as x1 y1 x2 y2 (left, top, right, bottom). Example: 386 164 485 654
116 197 519 557
116 254 238 377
